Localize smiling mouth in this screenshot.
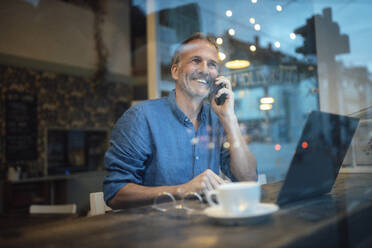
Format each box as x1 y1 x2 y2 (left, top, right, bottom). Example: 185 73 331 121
196 79 208 85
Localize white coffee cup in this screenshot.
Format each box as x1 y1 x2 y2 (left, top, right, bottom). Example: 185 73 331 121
206 182 261 215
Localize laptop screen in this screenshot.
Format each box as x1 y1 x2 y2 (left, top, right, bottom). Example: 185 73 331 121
277 111 360 206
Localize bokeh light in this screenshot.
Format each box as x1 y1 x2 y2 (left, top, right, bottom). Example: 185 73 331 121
228 28 235 36
302 141 309 149
216 37 223 45
275 144 281 151
218 52 226 61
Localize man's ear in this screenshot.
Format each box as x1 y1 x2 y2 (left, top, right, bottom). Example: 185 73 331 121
171 64 179 81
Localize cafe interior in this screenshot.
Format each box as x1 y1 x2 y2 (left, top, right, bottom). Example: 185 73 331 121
1 0 372 247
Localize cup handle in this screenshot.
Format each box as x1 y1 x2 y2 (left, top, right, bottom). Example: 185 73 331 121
205 190 219 207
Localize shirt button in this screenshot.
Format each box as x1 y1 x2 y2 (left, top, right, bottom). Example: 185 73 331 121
195 156 199 160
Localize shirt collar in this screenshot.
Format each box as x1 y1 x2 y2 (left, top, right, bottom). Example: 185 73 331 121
168 90 207 125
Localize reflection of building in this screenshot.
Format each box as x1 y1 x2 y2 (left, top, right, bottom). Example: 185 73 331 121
158 3 201 82
219 35 319 144
339 65 372 115
131 3 202 99
295 8 352 115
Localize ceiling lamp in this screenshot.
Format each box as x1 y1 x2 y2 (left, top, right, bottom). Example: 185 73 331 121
225 60 250 69
259 103 272 111
260 97 275 104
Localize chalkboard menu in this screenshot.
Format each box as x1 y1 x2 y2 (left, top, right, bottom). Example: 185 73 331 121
5 91 38 161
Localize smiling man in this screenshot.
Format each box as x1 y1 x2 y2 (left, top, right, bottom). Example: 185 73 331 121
103 33 257 209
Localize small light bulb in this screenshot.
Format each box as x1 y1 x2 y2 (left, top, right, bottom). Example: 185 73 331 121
228 28 235 36
216 37 223 45
218 52 226 61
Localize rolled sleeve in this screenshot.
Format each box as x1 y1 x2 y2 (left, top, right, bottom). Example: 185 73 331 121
103 104 152 203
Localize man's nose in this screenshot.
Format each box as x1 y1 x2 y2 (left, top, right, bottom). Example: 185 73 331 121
198 61 209 74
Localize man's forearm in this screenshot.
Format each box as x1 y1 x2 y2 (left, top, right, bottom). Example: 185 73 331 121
221 116 257 181
109 168 229 210
108 183 181 209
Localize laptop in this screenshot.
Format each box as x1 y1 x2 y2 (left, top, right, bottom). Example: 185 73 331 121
276 111 360 206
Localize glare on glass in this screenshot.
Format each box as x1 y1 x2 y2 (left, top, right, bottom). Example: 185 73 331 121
152 191 204 214
260 97 275 104
260 103 273 111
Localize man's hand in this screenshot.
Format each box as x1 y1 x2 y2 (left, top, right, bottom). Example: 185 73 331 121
211 76 235 120
179 169 225 196
210 76 258 182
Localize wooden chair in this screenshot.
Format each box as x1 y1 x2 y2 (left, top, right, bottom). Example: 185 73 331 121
258 173 267 185
88 192 112 216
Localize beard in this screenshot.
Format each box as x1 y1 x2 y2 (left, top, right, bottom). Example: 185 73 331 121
179 71 213 99
189 71 214 86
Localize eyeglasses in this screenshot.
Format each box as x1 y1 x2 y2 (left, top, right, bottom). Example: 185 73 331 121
152 191 206 218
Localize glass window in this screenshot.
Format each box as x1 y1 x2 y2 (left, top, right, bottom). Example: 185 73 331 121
131 0 372 181
0 0 371 186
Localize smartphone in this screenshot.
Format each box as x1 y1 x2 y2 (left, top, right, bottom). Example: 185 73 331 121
209 78 227 105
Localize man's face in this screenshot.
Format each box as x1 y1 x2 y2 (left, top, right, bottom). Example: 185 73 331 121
171 39 219 100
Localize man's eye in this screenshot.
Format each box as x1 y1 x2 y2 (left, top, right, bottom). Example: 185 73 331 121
192 58 201 63
209 62 217 68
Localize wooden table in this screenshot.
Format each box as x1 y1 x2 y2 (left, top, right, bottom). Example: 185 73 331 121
1 173 372 247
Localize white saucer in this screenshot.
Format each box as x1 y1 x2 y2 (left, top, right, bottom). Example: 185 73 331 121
204 203 279 224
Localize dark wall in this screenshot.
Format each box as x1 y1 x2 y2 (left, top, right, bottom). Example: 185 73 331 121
0 64 133 178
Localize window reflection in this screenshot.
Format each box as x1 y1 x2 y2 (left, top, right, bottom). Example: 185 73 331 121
142 0 372 181
0 0 371 184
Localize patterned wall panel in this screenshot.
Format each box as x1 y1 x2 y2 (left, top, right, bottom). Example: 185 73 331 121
0 64 133 177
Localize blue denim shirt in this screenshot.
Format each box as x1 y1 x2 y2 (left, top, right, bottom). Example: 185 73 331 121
103 90 235 203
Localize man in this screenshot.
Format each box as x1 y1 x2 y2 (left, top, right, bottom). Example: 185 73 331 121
103 33 257 209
